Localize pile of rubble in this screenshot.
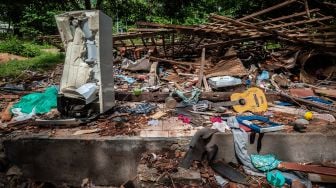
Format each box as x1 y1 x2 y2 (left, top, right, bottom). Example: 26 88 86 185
0 0 336 187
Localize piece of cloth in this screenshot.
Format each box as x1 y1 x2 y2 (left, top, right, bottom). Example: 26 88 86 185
11 108 36 121
251 154 281 172
257 70 270 81
266 170 285 187
211 122 230 132
178 114 191 124
115 75 136 84
210 116 222 123
121 57 151 71
12 86 58 114
227 116 259 171
175 87 201 106
129 103 156 114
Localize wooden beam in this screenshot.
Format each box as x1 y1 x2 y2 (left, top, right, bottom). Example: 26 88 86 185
161 33 167 57
197 48 206 88
304 0 311 18
287 32 336 37
172 33 175 56
210 14 304 44
136 21 196 30
149 56 200 66
265 16 334 29
198 36 271 49
238 0 297 21
255 9 320 26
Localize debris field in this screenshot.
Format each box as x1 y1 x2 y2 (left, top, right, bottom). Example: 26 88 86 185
1 0 336 187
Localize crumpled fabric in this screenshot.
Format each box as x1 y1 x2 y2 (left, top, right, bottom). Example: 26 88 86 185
11 108 36 121
257 70 270 81
115 75 136 84
121 57 151 71
12 86 58 114
210 116 222 123
227 116 258 171
175 87 201 106
211 122 230 133
266 170 285 187
251 154 281 172
129 103 157 114
178 114 191 124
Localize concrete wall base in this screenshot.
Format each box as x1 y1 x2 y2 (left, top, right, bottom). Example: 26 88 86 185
4 133 336 186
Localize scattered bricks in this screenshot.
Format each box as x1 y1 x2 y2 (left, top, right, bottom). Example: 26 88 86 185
170 167 202 184
1 102 14 122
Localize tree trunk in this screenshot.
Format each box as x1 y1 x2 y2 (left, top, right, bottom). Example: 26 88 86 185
84 0 91 9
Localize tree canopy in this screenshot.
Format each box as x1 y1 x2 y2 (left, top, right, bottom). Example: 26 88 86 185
0 0 286 38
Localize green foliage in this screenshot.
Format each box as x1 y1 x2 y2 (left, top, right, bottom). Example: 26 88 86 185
1 0 287 37
0 37 41 57
264 42 282 50
0 52 64 78
18 6 61 38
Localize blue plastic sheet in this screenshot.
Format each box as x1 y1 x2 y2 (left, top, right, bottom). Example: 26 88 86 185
12 86 58 114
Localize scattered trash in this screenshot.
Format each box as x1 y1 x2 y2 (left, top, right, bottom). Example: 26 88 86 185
211 121 230 132
214 175 229 187
1 2 336 187
148 119 159 126
121 57 151 71
130 103 157 114
116 75 136 84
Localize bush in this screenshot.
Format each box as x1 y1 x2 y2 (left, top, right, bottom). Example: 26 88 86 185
0 37 41 57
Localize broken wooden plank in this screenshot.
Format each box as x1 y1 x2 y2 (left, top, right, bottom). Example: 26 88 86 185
265 16 334 29
304 0 311 19
197 48 205 88
203 76 211 92
287 32 336 37
136 22 196 31
314 89 336 98
149 57 199 66
206 58 248 78
255 9 320 26
198 36 270 49
149 62 158 86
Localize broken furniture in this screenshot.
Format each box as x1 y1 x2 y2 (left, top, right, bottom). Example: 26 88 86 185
55 10 115 118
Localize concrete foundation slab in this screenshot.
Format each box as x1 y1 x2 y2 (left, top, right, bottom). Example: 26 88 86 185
3 132 336 186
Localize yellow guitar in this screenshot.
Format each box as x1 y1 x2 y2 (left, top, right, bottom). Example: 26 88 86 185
231 87 268 113
193 87 268 113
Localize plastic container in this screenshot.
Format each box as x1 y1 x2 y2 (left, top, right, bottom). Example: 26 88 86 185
208 76 242 89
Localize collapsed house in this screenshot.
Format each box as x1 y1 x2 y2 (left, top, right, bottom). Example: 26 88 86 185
1 0 336 187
